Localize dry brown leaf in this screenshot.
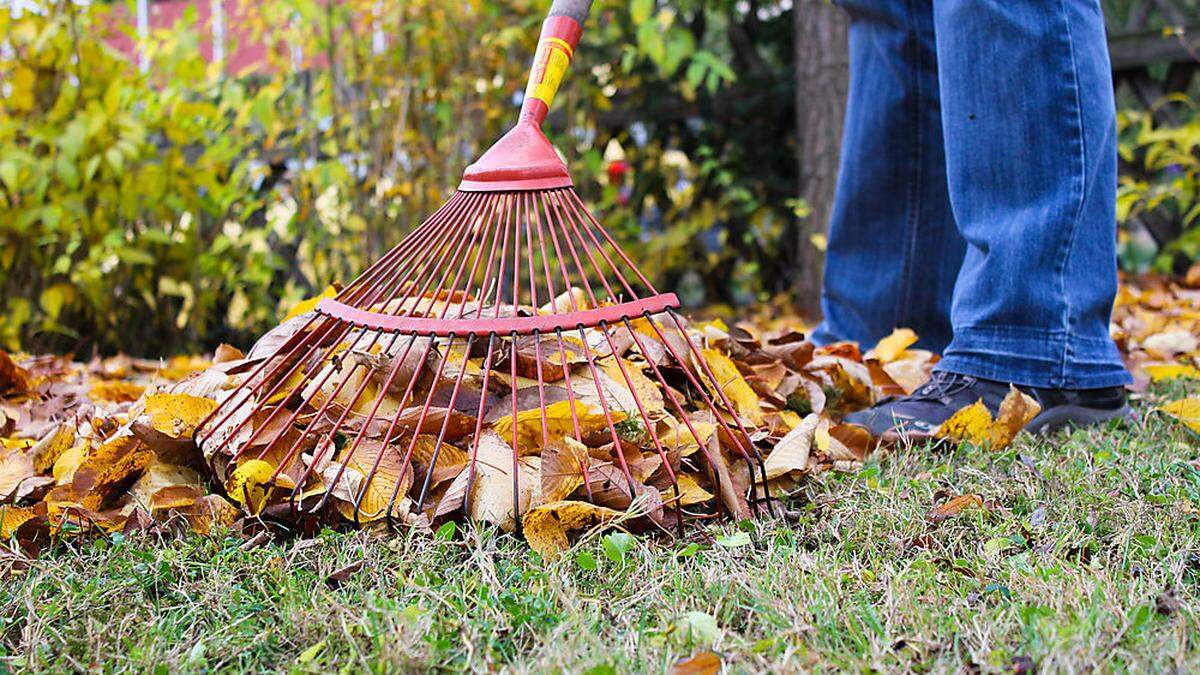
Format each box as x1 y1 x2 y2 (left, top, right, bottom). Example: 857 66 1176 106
815 418 872 462
702 438 752 520
540 437 589 503
763 413 818 479
927 494 984 523
149 485 205 514
671 651 722 675
0 448 35 500
212 344 245 364
407 434 469 486
467 430 541 531
184 494 239 535
0 351 31 397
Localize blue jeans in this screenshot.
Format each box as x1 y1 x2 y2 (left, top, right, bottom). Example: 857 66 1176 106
811 0 1131 389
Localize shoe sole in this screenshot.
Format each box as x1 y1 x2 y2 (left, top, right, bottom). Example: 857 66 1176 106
1026 404 1137 435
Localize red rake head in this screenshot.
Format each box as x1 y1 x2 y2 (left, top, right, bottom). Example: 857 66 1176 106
194 1 773 537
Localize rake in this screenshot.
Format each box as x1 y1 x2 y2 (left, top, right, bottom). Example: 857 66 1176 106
195 0 772 532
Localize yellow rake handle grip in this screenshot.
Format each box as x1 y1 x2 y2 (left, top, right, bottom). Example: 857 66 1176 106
520 0 594 125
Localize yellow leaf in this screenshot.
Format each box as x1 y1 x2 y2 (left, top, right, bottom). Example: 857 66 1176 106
521 500 623 558
1159 398 1200 434
777 410 803 431
600 358 664 415
696 349 763 425
657 419 715 457
225 459 278 514
29 424 74 473
870 328 918 363
1145 364 1200 382
159 355 211 381
88 381 146 404
53 442 85 485
674 473 714 506
283 285 337 322
141 393 219 439
77 434 155 511
990 387 1041 448
492 400 622 453
935 387 1040 449
935 400 993 444
322 440 412 523
0 505 36 538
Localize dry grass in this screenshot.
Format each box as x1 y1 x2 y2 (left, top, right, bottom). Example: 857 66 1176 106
2 382 1199 672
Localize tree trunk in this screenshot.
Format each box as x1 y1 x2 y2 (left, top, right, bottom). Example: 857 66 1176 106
792 0 849 318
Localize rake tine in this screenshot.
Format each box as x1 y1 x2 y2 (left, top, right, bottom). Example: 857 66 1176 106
645 311 774 517
559 189 639 299
597 322 682 532
414 333 477 512
509 332 523 532
542 191 639 495
532 193 587 484
304 331 422 516
381 333 457 530
348 335 437 526
258 326 392 490
564 188 658 294
202 190 474 453
330 198 498 519
275 197 492 508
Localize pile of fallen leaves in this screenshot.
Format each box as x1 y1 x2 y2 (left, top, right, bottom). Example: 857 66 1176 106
2 271 1197 557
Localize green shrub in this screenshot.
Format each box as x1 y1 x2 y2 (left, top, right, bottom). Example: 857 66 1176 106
1117 96 1200 273
0 0 794 354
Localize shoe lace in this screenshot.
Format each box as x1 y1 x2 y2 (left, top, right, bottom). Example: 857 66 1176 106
908 371 977 402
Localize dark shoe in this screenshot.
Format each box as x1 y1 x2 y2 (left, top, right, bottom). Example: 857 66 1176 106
844 371 1132 438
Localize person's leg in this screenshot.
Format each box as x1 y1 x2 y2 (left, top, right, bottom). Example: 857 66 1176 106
932 0 1130 388
812 0 965 353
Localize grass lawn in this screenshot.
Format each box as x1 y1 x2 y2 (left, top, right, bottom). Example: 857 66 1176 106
2 381 1199 673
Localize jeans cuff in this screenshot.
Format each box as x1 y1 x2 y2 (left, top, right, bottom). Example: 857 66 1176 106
936 325 1131 389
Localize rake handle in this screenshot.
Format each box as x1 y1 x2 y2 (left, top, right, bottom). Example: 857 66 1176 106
519 0 595 126
548 0 593 23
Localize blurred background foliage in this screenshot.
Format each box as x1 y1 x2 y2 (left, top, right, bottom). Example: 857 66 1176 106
0 0 794 354
0 0 1197 355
